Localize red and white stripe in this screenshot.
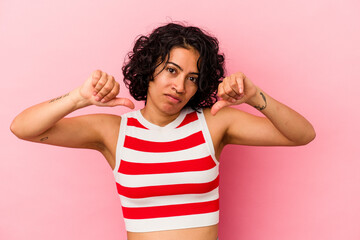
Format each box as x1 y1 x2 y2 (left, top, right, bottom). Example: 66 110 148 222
113 108 220 232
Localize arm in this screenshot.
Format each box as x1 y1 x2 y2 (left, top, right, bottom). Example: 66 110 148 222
210 72 316 146
10 70 134 150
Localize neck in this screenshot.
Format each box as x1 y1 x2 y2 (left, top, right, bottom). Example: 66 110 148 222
140 105 182 127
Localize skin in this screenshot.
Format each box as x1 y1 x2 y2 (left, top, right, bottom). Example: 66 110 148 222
140 47 200 126
10 46 316 240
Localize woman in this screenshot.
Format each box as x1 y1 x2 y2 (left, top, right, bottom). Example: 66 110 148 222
10 22 316 240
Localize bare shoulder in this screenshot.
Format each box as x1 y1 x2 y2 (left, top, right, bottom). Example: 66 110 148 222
88 113 121 131
68 113 121 137
203 106 249 129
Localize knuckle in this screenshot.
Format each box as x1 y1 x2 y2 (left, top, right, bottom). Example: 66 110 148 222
94 69 101 75
227 92 235 97
230 81 237 88
92 70 101 80
224 87 232 94
98 87 109 95
103 85 112 91
97 78 106 85
104 88 117 99
94 84 104 91
105 91 115 99
98 79 108 87
111 86 118 95
96 92 104 98
94 86 102 92
104 94 112 101
106 93 113 100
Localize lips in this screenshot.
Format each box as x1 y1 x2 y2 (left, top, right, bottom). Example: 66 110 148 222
165 94 181 103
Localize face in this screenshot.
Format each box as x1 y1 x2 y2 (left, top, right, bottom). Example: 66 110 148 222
146 46 200 115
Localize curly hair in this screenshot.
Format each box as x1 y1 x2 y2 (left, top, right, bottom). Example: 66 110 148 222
122 22 226 111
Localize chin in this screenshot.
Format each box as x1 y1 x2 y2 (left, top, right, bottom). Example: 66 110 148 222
162 103 186 115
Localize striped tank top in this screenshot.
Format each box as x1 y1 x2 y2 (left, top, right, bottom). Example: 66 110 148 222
112 108 220 232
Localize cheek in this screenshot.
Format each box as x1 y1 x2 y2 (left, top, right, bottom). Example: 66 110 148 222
148 79 162 91
188 86 198 99
153 76 169 87
188 83 198 94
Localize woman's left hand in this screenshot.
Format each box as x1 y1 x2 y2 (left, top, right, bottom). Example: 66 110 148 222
211 72 258 115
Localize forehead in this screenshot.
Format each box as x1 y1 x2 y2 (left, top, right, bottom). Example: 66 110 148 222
167 47 200 68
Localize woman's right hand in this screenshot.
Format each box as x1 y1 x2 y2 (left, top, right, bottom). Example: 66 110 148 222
78 70 135 109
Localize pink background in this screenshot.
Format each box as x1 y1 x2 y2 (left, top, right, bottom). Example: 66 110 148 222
1 0 359 239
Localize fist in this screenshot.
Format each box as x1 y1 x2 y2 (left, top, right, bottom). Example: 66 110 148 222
91 70 119 103
210 72 257 115
80 70 134 109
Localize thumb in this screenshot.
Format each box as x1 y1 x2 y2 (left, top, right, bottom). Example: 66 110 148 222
210 100 232 116
103 97 135 109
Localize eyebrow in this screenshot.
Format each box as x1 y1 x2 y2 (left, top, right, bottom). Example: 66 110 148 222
167 61 199 75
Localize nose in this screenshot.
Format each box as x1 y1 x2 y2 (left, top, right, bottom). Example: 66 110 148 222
172 75 186 94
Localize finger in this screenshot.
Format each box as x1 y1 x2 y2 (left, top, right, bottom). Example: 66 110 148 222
218 82 237 103
210 100 232 116
228 74 244 101
223 80 238 98
229 74 242 96
101 82 120 103
93 72 108 96
105 97 135 109
222 76 238 98
236 75 244 98
95 75 115 101
91 70 102 87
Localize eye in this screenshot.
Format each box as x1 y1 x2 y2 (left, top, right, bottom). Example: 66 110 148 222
166 67 176 74
189 76 198 83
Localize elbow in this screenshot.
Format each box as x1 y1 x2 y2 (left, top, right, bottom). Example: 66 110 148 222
10 119 28 140
302 131 316 145
295 126 316 146
10 119 22 139
10 118 47 140
306 125 316 144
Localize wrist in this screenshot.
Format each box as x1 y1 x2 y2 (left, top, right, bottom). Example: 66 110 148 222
246 87 267 111
69 87 92 110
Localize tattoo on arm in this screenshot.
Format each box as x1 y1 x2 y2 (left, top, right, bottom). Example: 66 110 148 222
49 93 69 103
40 136 48 142
253 92 267 111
